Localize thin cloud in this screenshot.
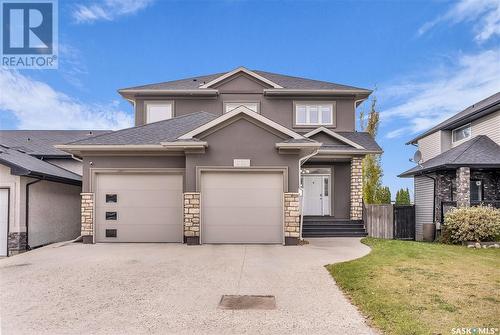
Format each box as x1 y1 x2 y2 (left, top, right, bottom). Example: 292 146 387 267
418 0 500 42
73 0 154 24
0 68 133 130
379 49 500 139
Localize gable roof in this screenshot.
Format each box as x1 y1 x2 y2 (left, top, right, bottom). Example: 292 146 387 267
198 67 283 89
64 112 218 146
399 135 500 177
177 106 306 140
304 127 365 149
0 130 111 157
118 67 371 96
407 91 500 144
0 146 81 183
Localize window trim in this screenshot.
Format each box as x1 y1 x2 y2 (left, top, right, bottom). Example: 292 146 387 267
223 101 260 114
293 101 336 128
451 123 471 143
144 100 174 124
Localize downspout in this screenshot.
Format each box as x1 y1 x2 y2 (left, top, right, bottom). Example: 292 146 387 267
298 148 320 240
25 178 42 250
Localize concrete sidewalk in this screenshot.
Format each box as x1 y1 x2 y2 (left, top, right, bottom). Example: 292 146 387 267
0 238 376 335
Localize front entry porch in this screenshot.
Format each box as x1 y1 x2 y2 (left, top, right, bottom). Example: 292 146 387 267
301 159 367 237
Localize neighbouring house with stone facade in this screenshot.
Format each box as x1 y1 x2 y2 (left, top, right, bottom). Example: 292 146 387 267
400 92 500 241
0 130 109 256
57 67 381 246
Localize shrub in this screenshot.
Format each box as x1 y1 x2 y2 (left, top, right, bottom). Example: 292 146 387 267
442 205 500 243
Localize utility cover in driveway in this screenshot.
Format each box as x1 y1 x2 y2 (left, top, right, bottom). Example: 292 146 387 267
201 171 283 244
218 295 276 310
95 173 183 243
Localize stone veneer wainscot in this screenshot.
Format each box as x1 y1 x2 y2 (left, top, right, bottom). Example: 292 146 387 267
284 192 300 245
183 192 200 245
81 193 94 244
350 157 363 220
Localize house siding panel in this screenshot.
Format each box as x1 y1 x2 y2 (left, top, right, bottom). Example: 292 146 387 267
418 131 442 162
414 176 434 241
471 110 500 145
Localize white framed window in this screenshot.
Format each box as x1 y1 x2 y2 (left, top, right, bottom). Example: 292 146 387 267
452 124 471 142
145 101 173 123
224 102 259 114
295 102 334 126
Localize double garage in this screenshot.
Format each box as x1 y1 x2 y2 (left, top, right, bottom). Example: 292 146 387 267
94 170 284 244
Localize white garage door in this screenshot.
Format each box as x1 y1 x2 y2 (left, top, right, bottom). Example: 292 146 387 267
201 171 283 244
95 173 183 243
0 189 8 256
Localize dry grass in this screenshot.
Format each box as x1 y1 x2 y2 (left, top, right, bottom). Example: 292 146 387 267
327 238 500 335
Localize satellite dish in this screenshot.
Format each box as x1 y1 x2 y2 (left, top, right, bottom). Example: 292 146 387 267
413 150 422 165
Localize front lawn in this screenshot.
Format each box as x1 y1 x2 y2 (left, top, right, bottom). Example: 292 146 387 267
327 238 500 335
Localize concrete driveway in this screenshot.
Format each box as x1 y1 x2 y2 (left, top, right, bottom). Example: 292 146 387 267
0 238 375 335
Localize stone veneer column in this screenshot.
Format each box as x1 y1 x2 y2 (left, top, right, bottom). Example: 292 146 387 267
81 193 94 244
183 192 200 245
284 193 300 245
7 232 27 255
350 157 363 221
456 167 470 207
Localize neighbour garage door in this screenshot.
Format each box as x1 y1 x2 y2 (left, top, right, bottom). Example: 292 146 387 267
201 171 283 244
95 173 183 243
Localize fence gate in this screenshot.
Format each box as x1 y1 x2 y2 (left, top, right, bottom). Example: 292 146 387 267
393 205 415 240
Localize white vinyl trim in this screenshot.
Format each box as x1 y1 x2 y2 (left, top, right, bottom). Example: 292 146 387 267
304 127 365 149
199 66 283 89
178 106 305 140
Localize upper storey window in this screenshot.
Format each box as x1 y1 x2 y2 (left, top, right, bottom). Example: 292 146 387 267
452 124 471 143
295 102 335 126
224 102 259 114
145 101 173 123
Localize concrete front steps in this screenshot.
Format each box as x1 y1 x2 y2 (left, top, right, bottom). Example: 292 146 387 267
302 216 367 238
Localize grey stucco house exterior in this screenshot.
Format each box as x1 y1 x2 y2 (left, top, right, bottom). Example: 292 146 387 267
58 67 381 245
400 92 500 241
0 130 109 256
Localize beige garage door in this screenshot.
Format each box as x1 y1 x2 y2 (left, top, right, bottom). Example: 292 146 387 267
201 171 283 244
95 173 183 243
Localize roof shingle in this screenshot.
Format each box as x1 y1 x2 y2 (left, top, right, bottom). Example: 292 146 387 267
399 135 500 177
0 146 81 182
0 130 111 157
119 69 369 92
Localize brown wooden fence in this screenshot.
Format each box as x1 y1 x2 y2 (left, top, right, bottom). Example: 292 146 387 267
364 204 394 239
364 204 416 240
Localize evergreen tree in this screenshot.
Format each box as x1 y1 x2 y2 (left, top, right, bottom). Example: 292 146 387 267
360 96 382 204
374 186 391 204
395 188 411 205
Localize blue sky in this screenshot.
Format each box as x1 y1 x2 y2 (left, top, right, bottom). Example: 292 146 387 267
1 0 499 198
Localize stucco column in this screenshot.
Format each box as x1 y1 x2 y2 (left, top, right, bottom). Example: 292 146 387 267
350 157 363 221
80 193 94 244
456 167 470 207
183 192 200 245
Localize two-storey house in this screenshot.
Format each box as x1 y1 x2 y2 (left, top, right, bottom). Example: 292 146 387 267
400 92 500 241
58 67 381 245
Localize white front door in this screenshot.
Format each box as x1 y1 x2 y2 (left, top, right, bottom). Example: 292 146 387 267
0 189 8 257
303 175 330 216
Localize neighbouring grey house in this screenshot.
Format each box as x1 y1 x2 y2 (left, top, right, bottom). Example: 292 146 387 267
0 130 109 256
57 67 381 245
400 92 500 241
